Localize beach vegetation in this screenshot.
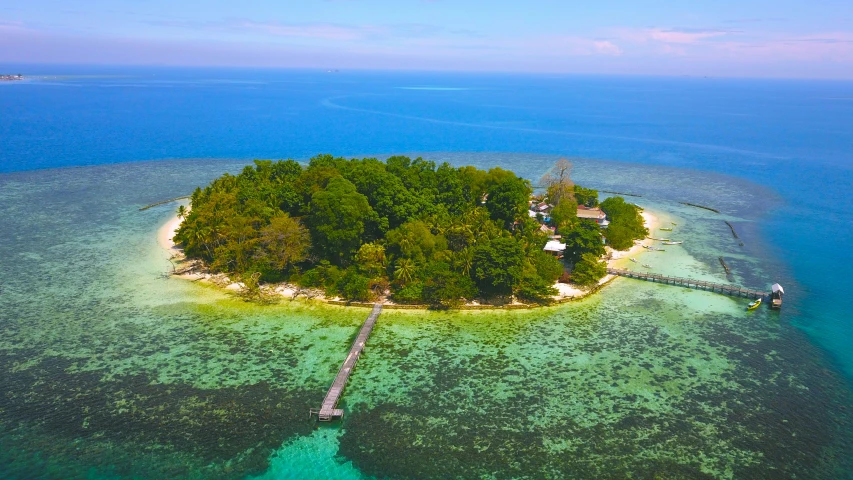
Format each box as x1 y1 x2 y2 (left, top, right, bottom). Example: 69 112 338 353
601 196 648 250
562 219 606 265
571 253 608 287
573 185 599 208
472 237 525 297
549 200 578 231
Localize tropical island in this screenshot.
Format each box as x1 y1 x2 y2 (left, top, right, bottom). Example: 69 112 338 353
172 155 648 308
0 74 24 82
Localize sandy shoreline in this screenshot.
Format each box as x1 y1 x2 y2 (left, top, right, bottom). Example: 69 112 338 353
157 211 185 253
157 207 659 308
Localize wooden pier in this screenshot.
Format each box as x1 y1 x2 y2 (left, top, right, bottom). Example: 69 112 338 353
310 303 383 421
607 268 767 299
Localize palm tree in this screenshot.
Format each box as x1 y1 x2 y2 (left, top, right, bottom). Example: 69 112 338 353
176 205 187 219
394 258 417 284
454 247 474 276
193 226 214 258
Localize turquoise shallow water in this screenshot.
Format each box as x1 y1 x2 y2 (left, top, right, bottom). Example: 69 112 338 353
0 158 851 479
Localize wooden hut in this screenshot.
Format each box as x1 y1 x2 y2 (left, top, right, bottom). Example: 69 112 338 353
771 283 784 309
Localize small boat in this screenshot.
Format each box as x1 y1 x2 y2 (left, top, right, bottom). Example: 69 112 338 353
642 264 652 268
659 227 673 231
671 222 677 225
629 258 638 263
747 298 762 311
662 241 683 245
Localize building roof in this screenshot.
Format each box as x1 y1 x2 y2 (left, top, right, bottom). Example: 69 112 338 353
528 210 538 218
544 240 566 252
577 206 606 220
772 283 784 294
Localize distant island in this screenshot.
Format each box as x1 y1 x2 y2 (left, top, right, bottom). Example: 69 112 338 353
171 155 648 308
0 74 24 82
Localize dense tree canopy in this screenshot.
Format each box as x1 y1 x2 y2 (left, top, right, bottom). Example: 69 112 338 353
562 219 606 265
472 237 525 297
485 176 531 229
571 253 608 287
175 155 565 306
573 185 599 208
601 196 648 250
309 177 377 265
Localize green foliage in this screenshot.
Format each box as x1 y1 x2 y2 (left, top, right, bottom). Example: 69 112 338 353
516 250 563 303
392 282 424 304
298 268 324 288
336 158 426 233
562 219 605 265
472 237 525 296
393 258 417 285
571 253 607 287
309 177 377 265
254 214 310 277
530 250 565 284
600 196 648 250
178 155 583 307
421 262 477 308
603 224 635 251
550 200 578 231
516 271 558 303
486 175 531 229
574 185 599 208
335 267 372 302
355 242 387 278
386 221 445 265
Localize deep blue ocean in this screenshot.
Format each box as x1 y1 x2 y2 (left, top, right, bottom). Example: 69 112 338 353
1 65 853 478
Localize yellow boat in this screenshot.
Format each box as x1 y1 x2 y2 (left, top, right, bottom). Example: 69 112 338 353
747 298 762 310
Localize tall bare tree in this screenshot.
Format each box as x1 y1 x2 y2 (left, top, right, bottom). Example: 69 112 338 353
539 158 575 205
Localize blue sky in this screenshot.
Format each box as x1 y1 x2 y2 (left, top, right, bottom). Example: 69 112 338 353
2 0 853 77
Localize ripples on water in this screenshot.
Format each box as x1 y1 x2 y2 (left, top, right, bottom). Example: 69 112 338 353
0 157 851 479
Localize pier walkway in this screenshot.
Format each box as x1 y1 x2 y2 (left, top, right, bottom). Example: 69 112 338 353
310 303 382 421
607 268 767 299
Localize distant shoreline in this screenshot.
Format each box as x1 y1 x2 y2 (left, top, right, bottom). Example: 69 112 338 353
157 207 659 310
0 74 24 82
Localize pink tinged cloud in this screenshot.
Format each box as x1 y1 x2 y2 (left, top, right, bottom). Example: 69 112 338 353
1 20 852 77
516 35 623 57
593 40 623 56
645 28 729 44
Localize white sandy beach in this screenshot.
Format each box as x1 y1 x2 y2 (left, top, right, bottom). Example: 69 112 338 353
157 210 185 253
